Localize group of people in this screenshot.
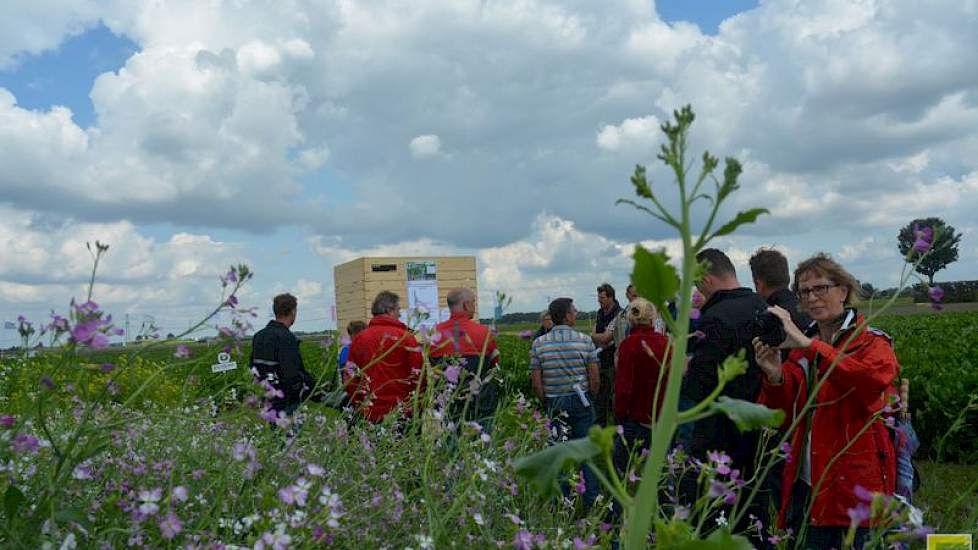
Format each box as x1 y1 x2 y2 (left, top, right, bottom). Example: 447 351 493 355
248 247 912 550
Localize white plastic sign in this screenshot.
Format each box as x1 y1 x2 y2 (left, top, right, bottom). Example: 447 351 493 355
211 352 238 373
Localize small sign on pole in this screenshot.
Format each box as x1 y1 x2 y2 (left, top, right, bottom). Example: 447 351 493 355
211 352 238 373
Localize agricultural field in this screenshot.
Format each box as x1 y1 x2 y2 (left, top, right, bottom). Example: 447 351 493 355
0 310 975 548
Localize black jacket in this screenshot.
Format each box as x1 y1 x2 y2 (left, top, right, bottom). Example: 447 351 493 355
250 320 316 411
595 301 622 363
767 287 812 331
681 288 770 470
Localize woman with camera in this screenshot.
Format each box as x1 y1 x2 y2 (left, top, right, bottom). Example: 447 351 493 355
754 253 898 549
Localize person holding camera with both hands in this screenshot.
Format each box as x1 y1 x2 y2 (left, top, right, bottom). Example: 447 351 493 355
755 253 899 550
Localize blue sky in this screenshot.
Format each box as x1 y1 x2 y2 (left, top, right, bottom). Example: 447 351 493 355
0 22 137 129
1 0 976 348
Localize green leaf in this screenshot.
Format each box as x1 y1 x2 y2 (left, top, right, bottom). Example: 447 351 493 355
717 350 747 385
710 397 785 432
674 528 755 550
631 245 680 308
4 485 25 520
588 425 617 456
54 508 91 529
654 518 694 548
711 208 768 239
514 437 602 498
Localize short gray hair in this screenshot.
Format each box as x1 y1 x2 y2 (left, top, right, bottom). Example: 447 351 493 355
371 291 400 315
446 287 475 311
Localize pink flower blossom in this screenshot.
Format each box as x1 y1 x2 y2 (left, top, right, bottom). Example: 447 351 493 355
174 345 191 359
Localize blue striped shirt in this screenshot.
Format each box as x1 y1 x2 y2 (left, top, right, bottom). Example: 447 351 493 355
530 325 599 397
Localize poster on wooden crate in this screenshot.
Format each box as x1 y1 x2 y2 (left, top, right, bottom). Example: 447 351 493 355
406 260 439 329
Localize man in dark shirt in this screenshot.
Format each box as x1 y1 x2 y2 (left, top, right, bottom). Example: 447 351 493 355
682 249 769 472
591 283 621 426
249 293 317 415
750 248 811 331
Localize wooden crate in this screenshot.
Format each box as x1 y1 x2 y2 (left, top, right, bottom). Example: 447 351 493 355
333 256 478 336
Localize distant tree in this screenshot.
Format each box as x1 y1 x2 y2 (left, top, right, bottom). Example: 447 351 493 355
166 332 175 339
897 217 962 285
860 281 877 299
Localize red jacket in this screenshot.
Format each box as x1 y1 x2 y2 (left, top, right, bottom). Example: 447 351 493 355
429 312 499 366
614 326 670 425
758 312 898 528
345 316 423 423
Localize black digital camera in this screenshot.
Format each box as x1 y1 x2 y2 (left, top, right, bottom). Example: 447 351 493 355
749 310 787 347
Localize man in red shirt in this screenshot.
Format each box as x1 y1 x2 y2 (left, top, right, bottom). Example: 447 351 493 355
430 288 500 424
345 291 423 423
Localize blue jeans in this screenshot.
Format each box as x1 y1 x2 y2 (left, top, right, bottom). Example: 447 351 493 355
546 394 598 507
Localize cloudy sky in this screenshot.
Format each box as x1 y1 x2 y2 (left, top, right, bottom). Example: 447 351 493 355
1 0 977 345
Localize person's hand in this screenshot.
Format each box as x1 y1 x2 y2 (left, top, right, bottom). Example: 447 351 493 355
767 306 812 349
752 337 783 384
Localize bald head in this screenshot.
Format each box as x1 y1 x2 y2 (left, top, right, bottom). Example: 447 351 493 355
446 288 477 318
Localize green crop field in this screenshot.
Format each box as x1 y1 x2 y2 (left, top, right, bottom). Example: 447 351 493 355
0 310 975 547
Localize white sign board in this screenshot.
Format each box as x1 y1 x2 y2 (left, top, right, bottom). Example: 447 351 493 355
211 352 238 373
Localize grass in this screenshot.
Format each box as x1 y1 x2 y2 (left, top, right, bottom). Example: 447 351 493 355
917 460 978 537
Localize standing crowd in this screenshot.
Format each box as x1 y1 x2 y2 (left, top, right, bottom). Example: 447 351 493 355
249 247 915 550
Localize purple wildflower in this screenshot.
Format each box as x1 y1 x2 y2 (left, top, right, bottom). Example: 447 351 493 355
254 531 291 550
513 530 534 550
12 433 40 453
444 365 461 385
912 224 934 253
928 286 944 311
853 485 875 502
172 486 189 503
100 363 116 373
574 472 586 495
72 463 94 480
138 488 162 516
847 503 871 525
0 415 15 427
174 345 191 359
518 329 534 340
90 332 109 349
159 512 182 539
226 294 238 308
